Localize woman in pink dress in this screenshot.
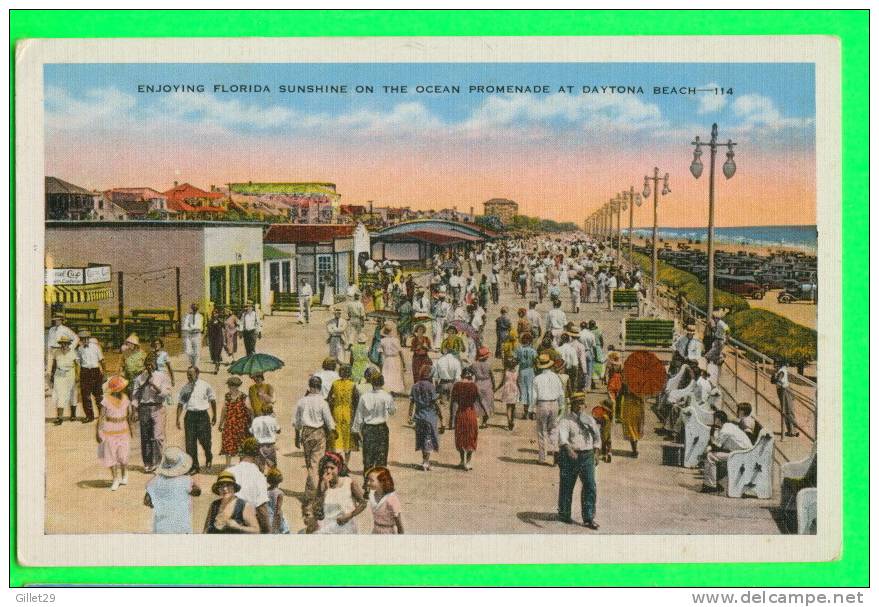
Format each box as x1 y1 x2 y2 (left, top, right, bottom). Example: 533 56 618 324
365 466 403 534
223 307 239 360
96 376 132 491
378 324 407 396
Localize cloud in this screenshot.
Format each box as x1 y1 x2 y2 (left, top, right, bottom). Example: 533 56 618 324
731 94 815 131
694 83 727 114
459 92 664 136
160 92 294 128
45 85 137 131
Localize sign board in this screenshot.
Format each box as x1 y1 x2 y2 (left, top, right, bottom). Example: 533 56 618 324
84 265 111 284
45 268 84 285
45 265 111 285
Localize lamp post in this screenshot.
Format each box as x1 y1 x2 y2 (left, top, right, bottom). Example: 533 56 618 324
642 167 670 300
690 123 737 319
621 186 642 260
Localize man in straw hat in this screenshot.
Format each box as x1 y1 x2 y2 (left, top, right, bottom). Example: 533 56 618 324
533 353 565 466
119 333 146 390
46 312 78 359
76 329 105 423
130 355 173 473
144 446 202 534
344 289 366 345
556 391 601 529
181 302 205 368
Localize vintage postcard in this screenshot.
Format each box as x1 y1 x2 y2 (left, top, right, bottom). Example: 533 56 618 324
15 36 840 566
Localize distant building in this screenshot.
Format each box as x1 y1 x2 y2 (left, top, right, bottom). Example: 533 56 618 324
90 191 129 221
228 182 341 223
104 187 172 219
45 176 96 220
483 198 518 226
163 182 226 218
264 223 370 297
45 220 267 324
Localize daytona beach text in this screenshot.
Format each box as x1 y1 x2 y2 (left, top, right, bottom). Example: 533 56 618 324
136 84 712 95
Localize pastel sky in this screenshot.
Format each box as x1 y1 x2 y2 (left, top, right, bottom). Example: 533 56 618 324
44 62 816 226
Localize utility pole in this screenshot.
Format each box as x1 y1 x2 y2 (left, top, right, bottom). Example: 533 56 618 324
642 167 670 300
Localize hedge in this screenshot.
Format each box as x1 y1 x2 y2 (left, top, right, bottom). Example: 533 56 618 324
725 309 818 368
629 252 816 364
630 252 750 313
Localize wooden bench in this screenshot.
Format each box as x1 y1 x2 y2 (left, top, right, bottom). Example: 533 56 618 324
796 488 817 534
727 430 775 499
131 308 177 333
63 307 99 321
109 316 167 342
781 446 816 531
65 320 121 346
681 403 714 468
623 318 675 348
611 288 639 310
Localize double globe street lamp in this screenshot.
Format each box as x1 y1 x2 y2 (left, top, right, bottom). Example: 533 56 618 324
690 122 737 319
642 167 670 299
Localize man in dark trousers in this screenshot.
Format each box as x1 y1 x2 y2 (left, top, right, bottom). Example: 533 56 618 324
556 392 601 529
175 366 218 474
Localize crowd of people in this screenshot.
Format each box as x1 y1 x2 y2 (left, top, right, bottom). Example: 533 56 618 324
45 231 801 534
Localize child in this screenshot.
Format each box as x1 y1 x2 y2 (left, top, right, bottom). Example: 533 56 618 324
495 357 520 431
365 466 404 534
96 375 132 491
250 403 281 469
265 467 290 534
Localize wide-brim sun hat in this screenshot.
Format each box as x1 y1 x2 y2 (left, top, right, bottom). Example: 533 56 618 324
156 446 193 478
125 333 140 346
536 354 554 369
106 375 129 393
476 346 490 360
56 335 72 344
212 470 241 495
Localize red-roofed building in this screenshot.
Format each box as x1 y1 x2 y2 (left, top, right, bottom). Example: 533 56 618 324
163 182 225 215
264 223 371 296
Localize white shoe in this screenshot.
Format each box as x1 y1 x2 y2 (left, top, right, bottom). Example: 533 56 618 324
120 475 128 485
110 479 120 491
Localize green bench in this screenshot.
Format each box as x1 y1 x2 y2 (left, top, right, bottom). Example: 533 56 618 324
131 308 177 333
624 318 675 348
63 307 99 321
611 289 639 309
66 320 121 347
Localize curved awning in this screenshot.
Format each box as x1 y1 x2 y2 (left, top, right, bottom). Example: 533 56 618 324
45 284 115 303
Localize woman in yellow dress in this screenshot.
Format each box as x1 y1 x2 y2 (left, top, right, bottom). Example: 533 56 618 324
327 364 359 463
619 384 645 458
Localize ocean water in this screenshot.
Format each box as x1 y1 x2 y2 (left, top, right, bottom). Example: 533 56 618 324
628 225 818 253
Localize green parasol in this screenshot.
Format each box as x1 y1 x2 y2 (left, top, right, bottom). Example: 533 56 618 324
227 353 285 376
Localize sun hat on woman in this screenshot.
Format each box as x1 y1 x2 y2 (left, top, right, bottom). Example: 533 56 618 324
211 470 241 495
155 446 193 478
106 375 129 393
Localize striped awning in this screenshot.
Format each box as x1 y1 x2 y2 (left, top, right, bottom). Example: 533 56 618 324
44 284 115 303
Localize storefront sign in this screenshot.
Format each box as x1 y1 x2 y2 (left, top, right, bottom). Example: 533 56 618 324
84 265 111 284
45 268 84 285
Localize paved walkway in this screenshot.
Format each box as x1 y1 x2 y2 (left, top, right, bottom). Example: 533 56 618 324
44 277 787 535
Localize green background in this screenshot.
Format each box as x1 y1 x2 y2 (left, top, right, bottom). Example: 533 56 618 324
9 9 869 587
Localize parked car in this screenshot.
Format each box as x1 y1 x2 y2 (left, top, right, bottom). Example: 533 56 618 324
778 284 818 304
716 276 765 299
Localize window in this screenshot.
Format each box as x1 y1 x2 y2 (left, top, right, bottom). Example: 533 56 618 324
229 264 245 307
209 266 227 306
317 254 333 280
246 263 261 304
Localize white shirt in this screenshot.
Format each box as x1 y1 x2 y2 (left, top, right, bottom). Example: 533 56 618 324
250 414 281 444
300 283 314 297
227 461 269 507
557 342 579 368
177 378 216 411
712 422 753 452
76 340 104 369
182 312 204 334
432 354 462 382
546 308 568 331
313 370 340 399
774 366 790 388
47 324 79 349
293 393 335 430
607 276 618 289
569 278 582 294
240 310 261 332
526 309 542 331
578 329 596 356
352 388 397 432
557 412 602 451
534 370 565 406
674 335 704 361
